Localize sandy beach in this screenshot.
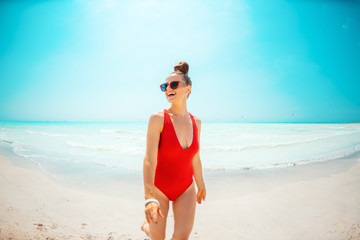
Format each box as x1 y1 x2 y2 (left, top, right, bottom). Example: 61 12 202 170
1 152 360 240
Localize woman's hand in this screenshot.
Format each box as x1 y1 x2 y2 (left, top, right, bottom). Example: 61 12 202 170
196 187 206 204
145 202 164 224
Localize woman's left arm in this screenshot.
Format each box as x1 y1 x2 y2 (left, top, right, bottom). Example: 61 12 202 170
192 118 206 204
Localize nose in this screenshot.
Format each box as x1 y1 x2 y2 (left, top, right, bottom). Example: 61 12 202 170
165 82 173 91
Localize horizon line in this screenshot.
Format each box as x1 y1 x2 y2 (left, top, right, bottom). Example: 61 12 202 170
0 120 359 124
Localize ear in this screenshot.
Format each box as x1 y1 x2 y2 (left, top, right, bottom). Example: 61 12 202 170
186 86 191 94
186 86 191 98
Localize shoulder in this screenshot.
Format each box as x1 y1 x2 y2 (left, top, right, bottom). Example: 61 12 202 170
191 114 202 129
148 111 165 131
149 111 164 122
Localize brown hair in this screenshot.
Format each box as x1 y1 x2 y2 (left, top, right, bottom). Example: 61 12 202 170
173 61 192 87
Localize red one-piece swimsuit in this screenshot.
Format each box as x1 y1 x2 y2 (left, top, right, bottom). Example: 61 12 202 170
154 109 199 201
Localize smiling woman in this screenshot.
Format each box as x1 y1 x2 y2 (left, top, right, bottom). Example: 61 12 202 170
142 61 206 240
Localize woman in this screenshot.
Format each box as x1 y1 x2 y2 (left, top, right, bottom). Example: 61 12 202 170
142 61 206 240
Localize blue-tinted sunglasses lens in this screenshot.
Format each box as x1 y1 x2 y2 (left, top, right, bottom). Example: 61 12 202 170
160 83 168 92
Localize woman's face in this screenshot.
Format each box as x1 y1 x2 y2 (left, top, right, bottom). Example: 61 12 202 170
163 73 191 103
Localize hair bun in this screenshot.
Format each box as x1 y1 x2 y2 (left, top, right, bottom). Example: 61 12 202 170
174 61 189 74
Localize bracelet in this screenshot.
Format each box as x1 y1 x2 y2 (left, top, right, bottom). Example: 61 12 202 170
145 199 160 207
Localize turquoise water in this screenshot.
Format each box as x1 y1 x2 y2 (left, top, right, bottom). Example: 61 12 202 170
1 122 359 182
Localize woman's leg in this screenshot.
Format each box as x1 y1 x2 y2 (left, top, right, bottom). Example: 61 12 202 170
171 183 196 240
144 189 170 240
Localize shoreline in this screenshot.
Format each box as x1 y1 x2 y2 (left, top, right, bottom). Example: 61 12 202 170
1 153 360 239
1 139 360 199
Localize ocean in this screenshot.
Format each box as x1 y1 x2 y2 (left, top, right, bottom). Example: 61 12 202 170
0 121 359 183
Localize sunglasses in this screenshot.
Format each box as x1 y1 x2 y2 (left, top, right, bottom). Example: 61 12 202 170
160 81 186 92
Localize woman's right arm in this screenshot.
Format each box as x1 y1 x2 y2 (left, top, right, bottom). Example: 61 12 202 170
143 112 163 223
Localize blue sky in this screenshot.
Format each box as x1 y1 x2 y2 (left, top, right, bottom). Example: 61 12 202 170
0 0 359 122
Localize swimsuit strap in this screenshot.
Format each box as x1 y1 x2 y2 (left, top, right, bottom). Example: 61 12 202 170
163 109 171 124
188 113 196 127
163 109 175 132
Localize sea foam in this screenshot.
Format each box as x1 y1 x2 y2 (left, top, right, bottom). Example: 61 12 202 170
0 122 359 178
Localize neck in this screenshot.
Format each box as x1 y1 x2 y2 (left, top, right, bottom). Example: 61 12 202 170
168 101 188 117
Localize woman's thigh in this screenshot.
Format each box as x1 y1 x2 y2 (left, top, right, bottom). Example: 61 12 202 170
149 189 170 240
171 183 196 240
